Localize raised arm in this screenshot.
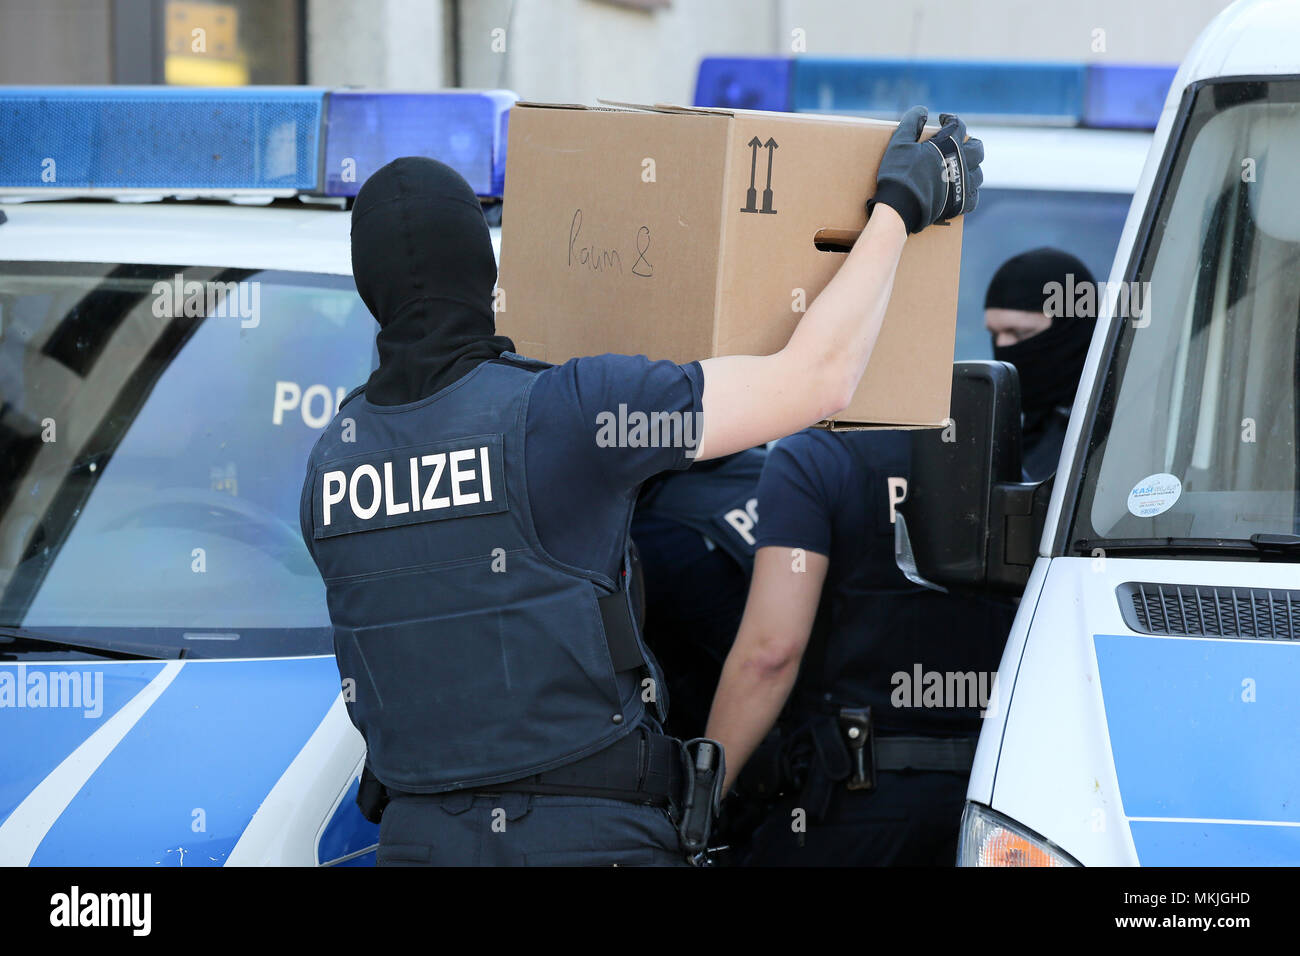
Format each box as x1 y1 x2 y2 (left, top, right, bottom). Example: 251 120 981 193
693 107 983 461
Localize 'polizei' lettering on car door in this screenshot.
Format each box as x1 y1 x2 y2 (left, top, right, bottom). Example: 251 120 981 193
312 434 507 538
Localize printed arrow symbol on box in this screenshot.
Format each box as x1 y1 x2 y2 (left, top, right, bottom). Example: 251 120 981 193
740 136 763 213
759 138 779 214
747 136 762 189
762 138 778 189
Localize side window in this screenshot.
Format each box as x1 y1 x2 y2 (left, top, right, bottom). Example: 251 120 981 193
956 188 1131 360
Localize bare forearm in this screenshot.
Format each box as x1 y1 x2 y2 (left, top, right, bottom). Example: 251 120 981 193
785 204 907 409
705 646 801 794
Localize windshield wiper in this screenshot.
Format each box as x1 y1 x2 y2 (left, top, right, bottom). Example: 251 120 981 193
1248 533 1300 554
1073 535 1300 559
1072 536 1282 558
0 626 183 661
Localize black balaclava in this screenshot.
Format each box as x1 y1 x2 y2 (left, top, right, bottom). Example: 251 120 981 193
986 247 1097 437
351 156 514 405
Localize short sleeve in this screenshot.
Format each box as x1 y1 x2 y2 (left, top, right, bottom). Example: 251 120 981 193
753 430 849 558
533 353 704 492
525 353 704 576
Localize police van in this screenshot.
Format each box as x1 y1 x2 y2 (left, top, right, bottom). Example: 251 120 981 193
900 0 1300 865
0 87 511 865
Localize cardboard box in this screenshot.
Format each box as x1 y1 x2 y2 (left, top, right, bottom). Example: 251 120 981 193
495 101 963 428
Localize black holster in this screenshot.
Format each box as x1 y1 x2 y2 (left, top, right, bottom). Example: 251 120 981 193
676 738 726 865
356 761 390 824
784 707 874 823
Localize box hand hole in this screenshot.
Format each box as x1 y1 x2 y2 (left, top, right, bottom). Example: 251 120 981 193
813 227 861 253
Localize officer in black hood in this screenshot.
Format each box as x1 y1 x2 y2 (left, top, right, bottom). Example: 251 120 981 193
984 247 1097 481
351 156 514 404
301 103 983 867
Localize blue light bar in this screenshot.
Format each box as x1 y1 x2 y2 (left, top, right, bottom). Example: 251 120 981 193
693 57 793 112
0 86 325 191
322 90 515 198
791 58 1088 124
1083 64 1176 129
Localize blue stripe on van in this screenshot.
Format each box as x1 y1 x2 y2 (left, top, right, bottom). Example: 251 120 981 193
1094 633 1300 862
1129 820 1300 866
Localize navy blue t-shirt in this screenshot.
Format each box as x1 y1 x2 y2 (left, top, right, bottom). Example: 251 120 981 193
756 428 902 566
523 353 704 582
755 428 1014 732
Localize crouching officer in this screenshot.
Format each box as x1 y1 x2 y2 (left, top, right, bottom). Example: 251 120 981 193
705 437 1014 864
632 448 765 741
299 104 980 866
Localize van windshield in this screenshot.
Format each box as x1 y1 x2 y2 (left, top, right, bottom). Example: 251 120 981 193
1071 79 1300 552
0 261 374 657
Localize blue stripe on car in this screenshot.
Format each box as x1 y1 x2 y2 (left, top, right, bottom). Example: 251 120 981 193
0 661 164 829
29 656 338 865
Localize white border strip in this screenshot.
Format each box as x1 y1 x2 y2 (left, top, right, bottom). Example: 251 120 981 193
1128 816 1300 828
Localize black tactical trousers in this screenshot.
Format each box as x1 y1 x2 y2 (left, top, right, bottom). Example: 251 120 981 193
377 791 686 867
744 769 969 866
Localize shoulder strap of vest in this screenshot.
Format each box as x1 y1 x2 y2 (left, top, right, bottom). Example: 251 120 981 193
494 351 554 372
338 383 367 410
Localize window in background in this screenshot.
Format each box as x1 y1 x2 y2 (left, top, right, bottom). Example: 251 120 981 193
164 0 302 86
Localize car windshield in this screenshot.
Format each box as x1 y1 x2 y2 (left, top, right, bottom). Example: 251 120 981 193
0 261 374 657
1071 79 1300 550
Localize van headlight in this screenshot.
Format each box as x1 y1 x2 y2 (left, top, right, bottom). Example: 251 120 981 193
957 802 1079 866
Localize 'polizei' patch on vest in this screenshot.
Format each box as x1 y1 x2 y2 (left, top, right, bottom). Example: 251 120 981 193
312 434 507 538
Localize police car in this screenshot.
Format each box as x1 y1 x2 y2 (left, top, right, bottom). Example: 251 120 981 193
900 0 1300 866
0 87 511 865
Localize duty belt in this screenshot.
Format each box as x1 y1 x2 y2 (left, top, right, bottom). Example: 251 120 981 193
874 734 978 773
356 728 684 824
471 728 684 808
788 707 979 821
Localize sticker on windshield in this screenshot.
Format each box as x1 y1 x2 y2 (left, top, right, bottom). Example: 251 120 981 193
1127 473 1182 518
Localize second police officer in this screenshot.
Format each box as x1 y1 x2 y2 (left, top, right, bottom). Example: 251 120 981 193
705 247 1099 866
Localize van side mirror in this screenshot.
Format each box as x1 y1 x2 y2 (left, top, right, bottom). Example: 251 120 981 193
895 361 1053 594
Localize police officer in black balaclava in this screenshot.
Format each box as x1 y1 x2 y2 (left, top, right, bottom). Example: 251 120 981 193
984 247 1097 481
352 157 514 404
300 103 982 867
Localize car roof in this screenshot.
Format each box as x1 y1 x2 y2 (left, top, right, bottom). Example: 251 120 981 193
0 201 504 274
1184 0 1300 84
976 125 1149 193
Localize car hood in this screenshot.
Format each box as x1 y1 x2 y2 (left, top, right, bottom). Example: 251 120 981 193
989 557 1300 866
0 655 353 865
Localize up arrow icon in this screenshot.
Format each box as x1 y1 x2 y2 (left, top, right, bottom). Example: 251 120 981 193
740 136 779 215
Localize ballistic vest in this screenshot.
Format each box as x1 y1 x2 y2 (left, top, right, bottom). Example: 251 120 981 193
301 354 658 793
635 449 765 573
790 431 1016 735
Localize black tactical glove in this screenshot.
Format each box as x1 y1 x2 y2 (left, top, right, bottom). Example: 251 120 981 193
867 105 984 234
